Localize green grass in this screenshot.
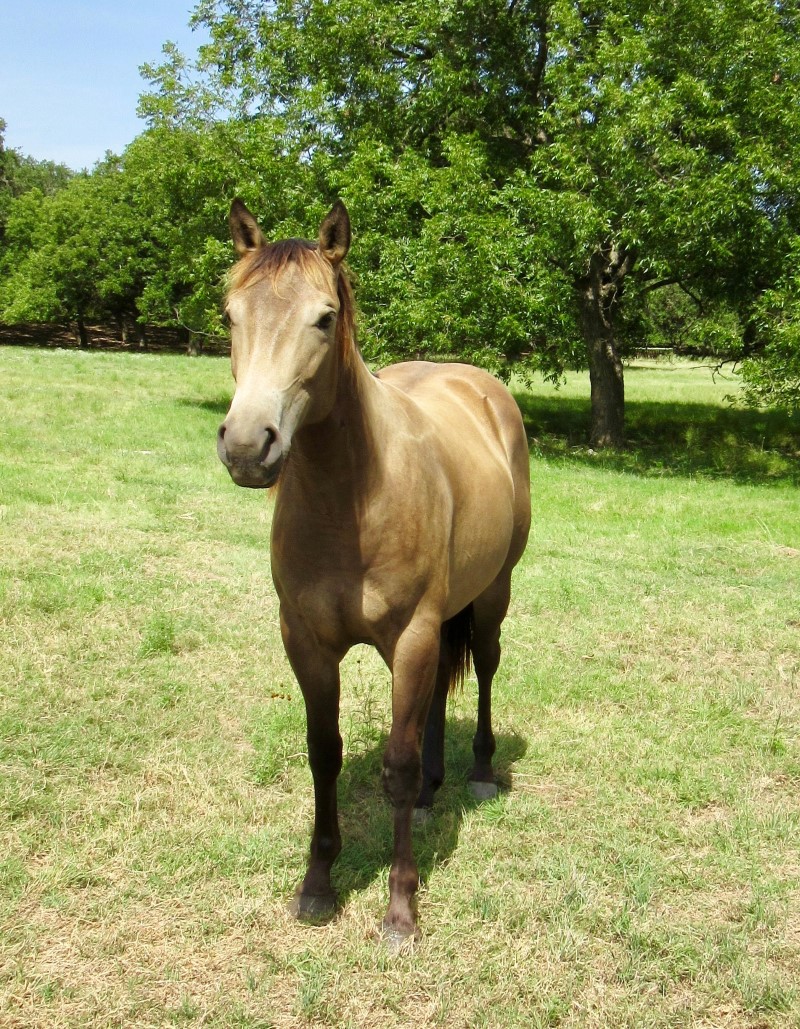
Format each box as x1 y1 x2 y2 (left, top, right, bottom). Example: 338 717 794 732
1 346 798 1027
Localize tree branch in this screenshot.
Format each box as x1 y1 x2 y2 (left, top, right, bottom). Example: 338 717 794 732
386 43 433 64
677 281 705 311
639 277 680 294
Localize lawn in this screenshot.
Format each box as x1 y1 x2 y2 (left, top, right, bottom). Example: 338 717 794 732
1 346 798 1028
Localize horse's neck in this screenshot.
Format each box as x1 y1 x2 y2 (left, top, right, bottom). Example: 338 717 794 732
289 352 388 497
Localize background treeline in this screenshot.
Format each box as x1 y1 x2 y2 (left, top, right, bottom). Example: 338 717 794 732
2 0 800 444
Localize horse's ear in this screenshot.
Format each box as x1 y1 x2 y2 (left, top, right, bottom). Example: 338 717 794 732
230 199 266 255
318 200 351 266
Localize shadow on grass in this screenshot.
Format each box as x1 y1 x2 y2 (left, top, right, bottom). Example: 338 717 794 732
182 387 799 486
515 390 800 485
181 396 232 418
330 718 527 906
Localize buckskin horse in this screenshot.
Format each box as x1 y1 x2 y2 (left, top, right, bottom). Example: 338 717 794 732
216 198 531 943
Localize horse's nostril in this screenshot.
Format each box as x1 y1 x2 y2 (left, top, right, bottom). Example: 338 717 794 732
216 423 231 466
259 427 277 464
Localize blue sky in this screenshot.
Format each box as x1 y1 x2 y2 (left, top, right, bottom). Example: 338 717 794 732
0 1 208 170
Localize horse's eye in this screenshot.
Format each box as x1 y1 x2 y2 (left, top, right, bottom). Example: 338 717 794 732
222 309 233 329
315 312 335 332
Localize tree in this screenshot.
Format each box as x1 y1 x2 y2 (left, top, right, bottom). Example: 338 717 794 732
119 120 315 347
519 0 800 438
0 120 16 244
139 0 800 442
0 120 315 348
0 172 128 344
0 119 82 335
1 118 73 237
739 241 800 411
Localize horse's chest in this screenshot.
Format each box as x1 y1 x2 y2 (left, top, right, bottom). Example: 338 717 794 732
271 514 430 648
273 558 398 648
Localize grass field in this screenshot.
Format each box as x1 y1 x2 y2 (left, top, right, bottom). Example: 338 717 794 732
1 346 798 1028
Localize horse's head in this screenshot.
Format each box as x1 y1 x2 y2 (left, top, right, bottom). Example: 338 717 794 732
217 200 352 488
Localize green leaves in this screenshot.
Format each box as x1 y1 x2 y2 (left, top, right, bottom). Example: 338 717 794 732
0 119 315 341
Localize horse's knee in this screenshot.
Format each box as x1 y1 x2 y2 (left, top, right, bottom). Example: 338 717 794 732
307 733 342 781
382 743 422 809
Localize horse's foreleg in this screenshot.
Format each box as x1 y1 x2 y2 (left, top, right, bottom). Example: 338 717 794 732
382 619 440 940
416 639 451 810
281 608 342 920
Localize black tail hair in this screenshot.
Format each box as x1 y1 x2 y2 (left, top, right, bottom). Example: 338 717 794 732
442 604 474 694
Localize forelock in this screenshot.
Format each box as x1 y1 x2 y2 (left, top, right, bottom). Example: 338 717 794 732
227 239 335 297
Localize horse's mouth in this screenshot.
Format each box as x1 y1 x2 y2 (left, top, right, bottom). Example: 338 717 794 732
227 459 282 489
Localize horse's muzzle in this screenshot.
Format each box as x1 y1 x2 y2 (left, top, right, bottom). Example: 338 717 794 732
217 422 284 488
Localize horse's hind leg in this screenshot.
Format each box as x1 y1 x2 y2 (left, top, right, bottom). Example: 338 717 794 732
469 571 512 798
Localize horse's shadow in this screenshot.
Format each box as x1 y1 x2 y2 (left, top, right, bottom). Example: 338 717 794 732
328 719 527 904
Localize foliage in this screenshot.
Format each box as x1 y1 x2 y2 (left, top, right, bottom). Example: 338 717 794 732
0 118 73 244
331 138 579 377
0 121 314 343
121 120 317 336
741 238 800 411
623 284 743 357
137 0 800 436
0 168 143 337
7 154 74 197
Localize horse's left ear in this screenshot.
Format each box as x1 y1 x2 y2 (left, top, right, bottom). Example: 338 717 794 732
318 200 351 266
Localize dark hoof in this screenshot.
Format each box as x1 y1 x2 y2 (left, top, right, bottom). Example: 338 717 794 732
412 806 433 827
288 890 337 924
380 921 418 955
468 780 498 801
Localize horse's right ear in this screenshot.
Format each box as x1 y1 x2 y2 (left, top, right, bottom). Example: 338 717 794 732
230 199 266 255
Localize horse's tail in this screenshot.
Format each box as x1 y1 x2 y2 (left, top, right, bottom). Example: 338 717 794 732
442 604 474 695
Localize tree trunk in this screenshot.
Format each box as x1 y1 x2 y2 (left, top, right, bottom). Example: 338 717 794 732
576 247 632 449
582 294 625 448
179 324 199 356
74 316 89 348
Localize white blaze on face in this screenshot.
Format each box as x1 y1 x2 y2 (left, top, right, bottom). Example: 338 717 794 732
218 260 340 488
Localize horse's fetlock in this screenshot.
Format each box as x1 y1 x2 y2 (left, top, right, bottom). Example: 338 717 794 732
313 832 341 862
473 729 496 760
389 862 419 898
